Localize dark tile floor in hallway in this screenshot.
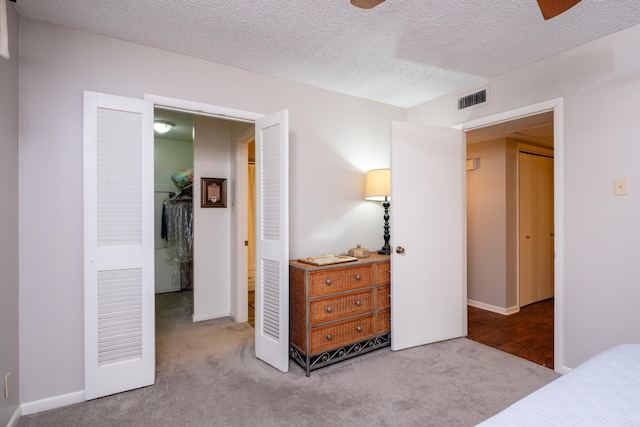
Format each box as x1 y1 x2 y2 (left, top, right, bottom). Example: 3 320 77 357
467 298 554 369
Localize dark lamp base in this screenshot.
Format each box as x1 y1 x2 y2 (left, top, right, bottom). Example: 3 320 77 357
377 198 391 257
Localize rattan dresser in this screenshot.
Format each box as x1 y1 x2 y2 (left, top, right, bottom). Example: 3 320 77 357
289 254 391 376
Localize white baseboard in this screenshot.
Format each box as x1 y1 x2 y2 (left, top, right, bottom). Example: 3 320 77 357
7 405 21 427
467 299 520 316
20 390 85 416
192 311 230 322
558 365 572 375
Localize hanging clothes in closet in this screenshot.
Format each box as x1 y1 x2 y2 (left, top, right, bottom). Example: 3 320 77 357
163 169 194 290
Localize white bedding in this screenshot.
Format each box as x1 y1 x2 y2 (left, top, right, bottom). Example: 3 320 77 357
478 344 640 426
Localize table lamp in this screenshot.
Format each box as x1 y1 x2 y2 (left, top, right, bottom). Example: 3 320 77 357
365 168 391 255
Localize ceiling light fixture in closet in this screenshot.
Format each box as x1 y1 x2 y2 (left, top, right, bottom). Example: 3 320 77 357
154 120 175 134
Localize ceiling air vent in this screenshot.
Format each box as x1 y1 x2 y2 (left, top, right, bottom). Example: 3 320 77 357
457 87 489 110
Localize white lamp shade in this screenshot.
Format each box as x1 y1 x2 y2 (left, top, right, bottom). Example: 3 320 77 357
365 168 390 201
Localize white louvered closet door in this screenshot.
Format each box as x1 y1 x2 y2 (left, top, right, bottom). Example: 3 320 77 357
83 91 155 400
254 110 289 372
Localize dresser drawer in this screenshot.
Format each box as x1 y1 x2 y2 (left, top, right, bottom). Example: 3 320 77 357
376 284 390 309
376 309 391 334
309 290 373 325
376 261 391 284
308 264 373 297
309 315 374 354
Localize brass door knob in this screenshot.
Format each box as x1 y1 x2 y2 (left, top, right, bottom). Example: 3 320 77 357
395 246 405 254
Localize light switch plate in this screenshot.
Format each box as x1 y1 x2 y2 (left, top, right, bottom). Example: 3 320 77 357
614 178 628 196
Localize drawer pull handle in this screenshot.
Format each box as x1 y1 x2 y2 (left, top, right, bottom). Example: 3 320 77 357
326 334 333 341
355 274 361 280
326 306 333 313
356 326 362 332
355 300 361 306
325 279 332 285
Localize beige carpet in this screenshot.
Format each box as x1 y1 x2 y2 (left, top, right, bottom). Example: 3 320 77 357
18 291 559 427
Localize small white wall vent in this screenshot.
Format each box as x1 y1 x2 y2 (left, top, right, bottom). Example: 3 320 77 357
457 87 489 110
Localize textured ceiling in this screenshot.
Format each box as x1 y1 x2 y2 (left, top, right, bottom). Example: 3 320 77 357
13 0 640 108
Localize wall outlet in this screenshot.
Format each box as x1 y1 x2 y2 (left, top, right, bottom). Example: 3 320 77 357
4 372 9 398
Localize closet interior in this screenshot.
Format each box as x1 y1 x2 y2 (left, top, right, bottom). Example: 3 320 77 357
154 109 195 295
153 108 256 328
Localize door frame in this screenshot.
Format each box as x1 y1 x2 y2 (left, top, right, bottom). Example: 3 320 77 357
461 98 565 373
232 126 256 322
144 94 262 324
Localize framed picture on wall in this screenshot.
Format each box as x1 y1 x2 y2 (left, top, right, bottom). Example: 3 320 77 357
201 177 227 208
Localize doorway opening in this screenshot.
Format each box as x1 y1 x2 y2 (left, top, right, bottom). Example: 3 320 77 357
146 95 290 373
152 106 257 353
464 107 558 370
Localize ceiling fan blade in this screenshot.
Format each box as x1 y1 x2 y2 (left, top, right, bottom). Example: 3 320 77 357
537 0 581 20
351 0 385 9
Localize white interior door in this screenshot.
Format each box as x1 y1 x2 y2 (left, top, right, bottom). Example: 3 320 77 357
83 91 155 399
390 121 466 351
254 110 289 372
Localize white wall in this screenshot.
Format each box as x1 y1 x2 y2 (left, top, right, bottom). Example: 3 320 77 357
192 116 232 321
0 3 20 426
466 139 510 310
18 18 405 404
466 138 518 312
409 24 640 368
